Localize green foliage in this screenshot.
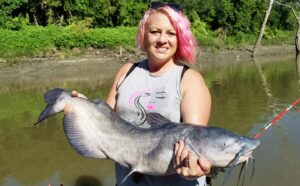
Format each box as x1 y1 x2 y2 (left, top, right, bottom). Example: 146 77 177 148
3 16 30 30
113 1 147 26
224 32 257 47
69 0 147 27
0 0 28 29
0 25 137 58
0 0 298 58
191 17 217 48
0 26 56 57
89 27 137 48
0 0 297 33
230 0 261 33
261 29 294 45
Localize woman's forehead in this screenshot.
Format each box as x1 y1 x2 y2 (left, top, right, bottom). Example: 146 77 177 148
146 12 175 30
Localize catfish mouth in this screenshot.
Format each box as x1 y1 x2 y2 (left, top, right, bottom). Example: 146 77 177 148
235 143 259 165
239 139 260 159
236 150 254 164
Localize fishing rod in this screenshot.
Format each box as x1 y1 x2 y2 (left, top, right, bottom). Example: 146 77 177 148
253 98 300 139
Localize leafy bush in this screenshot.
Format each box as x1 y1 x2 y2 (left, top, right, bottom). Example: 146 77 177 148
89 27 137 48
0 26 55 57
0 25 137 58
224 32 257 47
192 19 217 48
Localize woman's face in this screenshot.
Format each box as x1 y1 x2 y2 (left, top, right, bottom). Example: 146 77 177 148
145 12 178 64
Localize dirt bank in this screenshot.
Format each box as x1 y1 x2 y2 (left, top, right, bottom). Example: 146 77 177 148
0 45 296 91
0 44 296 65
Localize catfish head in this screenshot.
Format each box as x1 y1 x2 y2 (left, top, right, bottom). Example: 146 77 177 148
185 126 260 168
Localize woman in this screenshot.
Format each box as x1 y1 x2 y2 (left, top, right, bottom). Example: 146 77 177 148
105 2 212 186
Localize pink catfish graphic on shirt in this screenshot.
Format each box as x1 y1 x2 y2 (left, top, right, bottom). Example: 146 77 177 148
128 89 166 127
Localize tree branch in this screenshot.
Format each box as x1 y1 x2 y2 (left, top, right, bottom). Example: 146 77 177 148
274 1 298 19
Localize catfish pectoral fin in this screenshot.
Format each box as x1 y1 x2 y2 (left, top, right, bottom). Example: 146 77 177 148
63 112 108 159
119 168 137 185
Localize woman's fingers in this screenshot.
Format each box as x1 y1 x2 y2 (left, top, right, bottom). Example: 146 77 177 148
197 158 211 175
175 141 212 179
175 140 187 166
65 90 87 113
71 90 78 97
64 103 73 113
71 90 87 99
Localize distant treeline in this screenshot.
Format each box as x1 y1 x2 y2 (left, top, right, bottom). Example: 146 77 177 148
0 0 296 59
0 0 295 34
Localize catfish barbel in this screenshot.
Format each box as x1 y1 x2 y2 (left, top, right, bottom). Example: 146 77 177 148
36 88 260 184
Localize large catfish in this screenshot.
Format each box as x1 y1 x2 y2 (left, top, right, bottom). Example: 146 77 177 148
36 88 260 184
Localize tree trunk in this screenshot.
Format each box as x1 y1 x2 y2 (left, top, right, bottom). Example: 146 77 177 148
33 14 39 26
295 18 300 54
68 10 73 18
252 0 274 57
59 15 64 26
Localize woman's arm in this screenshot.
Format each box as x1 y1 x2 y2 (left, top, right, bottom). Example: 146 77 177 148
176 68 212 178
180 68 211 125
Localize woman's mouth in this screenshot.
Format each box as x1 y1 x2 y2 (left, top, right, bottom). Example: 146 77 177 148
156 47 168 53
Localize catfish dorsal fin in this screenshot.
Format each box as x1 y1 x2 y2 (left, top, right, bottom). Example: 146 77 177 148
92 98 102 105
92 97 114 113
146 112 171 128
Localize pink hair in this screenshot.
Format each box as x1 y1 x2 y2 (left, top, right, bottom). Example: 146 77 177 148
136 6 197 64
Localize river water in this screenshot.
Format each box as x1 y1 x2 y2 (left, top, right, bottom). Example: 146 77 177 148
0 56 299 186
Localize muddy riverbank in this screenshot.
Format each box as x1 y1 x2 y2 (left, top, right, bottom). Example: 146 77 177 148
0 44 295 91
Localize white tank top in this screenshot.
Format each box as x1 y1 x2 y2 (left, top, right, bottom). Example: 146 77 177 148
116 60 183 127
115 59 206 186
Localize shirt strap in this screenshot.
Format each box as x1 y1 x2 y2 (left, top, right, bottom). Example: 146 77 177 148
180 65 190 81
117 62 139 90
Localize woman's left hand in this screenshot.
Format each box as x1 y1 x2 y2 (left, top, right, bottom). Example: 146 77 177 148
174 140 211 179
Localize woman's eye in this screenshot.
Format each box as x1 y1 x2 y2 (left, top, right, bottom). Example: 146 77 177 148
168 32 176 36
150 30 159 34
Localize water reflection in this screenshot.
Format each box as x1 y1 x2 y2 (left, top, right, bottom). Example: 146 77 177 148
296 54 300 87
252 58 280 115
0 58 299 186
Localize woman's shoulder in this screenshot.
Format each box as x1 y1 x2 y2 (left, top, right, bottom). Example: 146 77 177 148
118 63 135 74
117 59 146 74
180 68 208 94
181 68 205 84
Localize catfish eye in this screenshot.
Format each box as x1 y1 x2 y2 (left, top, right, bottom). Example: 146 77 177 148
220 142 227 151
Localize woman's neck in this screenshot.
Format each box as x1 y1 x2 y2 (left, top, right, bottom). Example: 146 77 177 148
147 58 178 76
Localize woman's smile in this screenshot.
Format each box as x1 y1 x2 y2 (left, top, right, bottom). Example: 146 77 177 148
155 46 168 53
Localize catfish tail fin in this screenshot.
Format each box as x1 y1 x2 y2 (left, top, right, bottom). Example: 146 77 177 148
43 88 67 104
35 88 69 125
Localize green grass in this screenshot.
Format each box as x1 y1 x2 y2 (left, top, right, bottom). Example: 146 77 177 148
0 25 295 59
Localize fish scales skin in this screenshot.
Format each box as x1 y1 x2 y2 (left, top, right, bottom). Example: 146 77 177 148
63 111 108 159
37 88 260 176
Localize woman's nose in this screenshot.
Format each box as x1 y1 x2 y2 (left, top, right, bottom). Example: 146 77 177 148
158 33 167 43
